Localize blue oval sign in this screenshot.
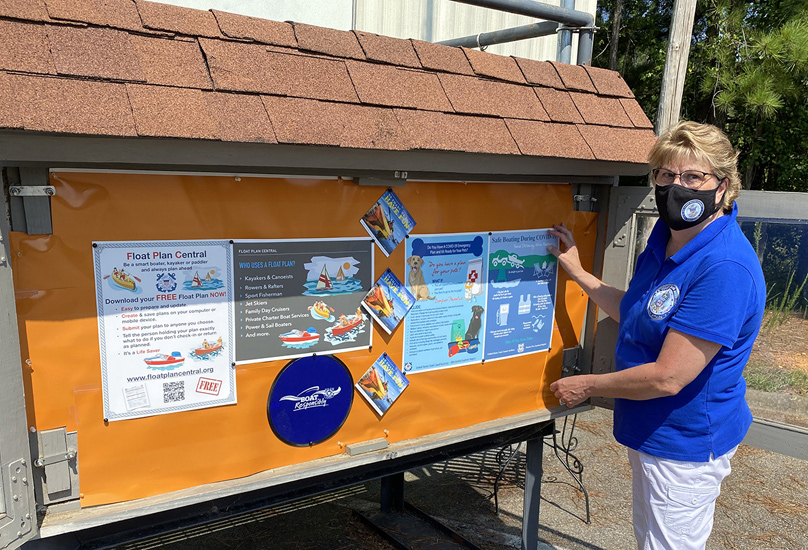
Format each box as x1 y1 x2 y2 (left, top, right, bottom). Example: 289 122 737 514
267 355 353 447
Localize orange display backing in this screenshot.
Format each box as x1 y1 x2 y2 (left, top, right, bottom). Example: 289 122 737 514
10 172 598 506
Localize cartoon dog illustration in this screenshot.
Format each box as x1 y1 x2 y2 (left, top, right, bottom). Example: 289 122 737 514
407 255 435 301
465 305 485 341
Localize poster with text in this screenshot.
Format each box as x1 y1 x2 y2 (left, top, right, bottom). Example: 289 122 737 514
232 239 373 363
402 233 488 374
484 230 558 361
93 240 235 421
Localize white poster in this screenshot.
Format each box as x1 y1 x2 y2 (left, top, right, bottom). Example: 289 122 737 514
93 240 235 421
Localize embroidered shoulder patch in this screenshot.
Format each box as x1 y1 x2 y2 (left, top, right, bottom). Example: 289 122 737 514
647 283 680 320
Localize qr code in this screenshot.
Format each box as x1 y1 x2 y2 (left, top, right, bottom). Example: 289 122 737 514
163 381 185 403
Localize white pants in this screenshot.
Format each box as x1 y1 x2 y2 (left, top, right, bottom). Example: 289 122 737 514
628 446 736 550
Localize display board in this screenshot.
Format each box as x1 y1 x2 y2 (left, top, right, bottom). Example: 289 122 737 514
10 172 598 506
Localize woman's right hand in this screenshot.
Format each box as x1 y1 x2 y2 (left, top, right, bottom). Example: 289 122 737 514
548 223 583 278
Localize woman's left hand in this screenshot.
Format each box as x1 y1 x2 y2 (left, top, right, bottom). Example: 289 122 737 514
550 375 592 408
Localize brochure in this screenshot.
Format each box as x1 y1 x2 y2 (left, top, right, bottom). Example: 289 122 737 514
361 268 414 334
355 352 409 416
360 188 416 257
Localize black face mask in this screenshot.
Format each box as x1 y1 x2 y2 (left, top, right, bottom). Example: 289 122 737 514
654 183 721 231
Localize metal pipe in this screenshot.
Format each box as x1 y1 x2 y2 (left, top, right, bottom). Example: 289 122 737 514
437 21 560 49
556 0 575 63
450 0 593 28
577 26 594 65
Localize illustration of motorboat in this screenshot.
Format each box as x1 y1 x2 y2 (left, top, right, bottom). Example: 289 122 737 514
111 268 136 290
191 272 203 287
279 327 320 343
358 367 388 401
331 309 364 336
144 351 184 368
316 265 333 291
193 337 223 356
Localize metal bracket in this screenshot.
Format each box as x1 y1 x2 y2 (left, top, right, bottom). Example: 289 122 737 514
0 458 34 542
33 450 77 469
8 186 56 197
562 346 581 376
557 25 600 33
573 195 596 203
354 171 408 187
5 167 54 234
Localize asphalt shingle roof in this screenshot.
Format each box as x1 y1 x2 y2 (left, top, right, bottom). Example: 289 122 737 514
0 0 656 164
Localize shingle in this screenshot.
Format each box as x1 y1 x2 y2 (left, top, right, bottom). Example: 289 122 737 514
438 73 548 120
395 109 518 154
135 0 221 38
514 57 564 88
534 87 583 124
201 39 358 102
411 40 473 75
346 61 452 111
505 119 593 159
44 0 143 31
584 65 634 98
354 30 421 68
577 125 657 163
620 98 654 129
292 22 365 59
569 92 633 127
212 9 296 47
205 92 276 143
263 95 408 150
131 35 212 89
127 83 218 139
47 25 145 81
0 0 49 21
462 48 525 83
20 75 136 135
550 61 596 93
262 96 340 146
0 72 24 128
0 20 55 74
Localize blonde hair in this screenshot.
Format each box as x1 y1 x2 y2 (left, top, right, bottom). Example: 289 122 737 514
648 121 741 213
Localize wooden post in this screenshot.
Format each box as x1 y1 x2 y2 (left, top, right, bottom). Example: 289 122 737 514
655 0 698 135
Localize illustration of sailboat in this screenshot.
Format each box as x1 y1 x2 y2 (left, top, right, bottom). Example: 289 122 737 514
191 272 203 287
336 266 346 281
205 271 213 282
316 265 333 291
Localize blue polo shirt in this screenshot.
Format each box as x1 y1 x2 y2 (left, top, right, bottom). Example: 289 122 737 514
613 204 765 462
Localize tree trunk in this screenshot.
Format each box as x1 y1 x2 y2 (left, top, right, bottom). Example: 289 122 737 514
609 0 624 71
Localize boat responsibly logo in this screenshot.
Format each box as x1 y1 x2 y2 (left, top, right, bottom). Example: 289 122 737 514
279 386 341 411
155 272 178 293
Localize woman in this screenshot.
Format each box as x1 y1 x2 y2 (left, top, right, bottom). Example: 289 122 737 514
549 121 765 550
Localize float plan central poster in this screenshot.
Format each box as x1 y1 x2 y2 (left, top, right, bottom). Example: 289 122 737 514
232 239 373 363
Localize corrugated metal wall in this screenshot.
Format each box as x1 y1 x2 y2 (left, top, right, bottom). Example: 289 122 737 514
355 0 596 62
152 0 597 61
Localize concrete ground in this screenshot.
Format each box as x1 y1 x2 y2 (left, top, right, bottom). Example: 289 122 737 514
116 407 808 550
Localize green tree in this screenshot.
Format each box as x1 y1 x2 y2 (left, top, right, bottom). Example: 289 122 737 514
594 0 808 192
